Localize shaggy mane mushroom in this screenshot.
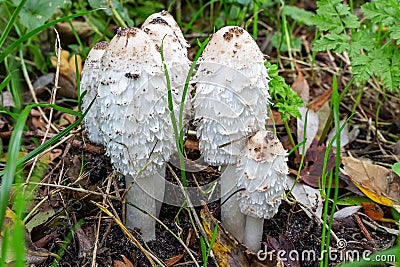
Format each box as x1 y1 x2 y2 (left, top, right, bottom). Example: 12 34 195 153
237 130 288 251
80 41 109 144
95 27 175 241
193 26 270 242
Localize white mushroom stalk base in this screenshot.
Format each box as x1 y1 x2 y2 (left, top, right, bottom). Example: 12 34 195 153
125 165 166 242
220 164 246 242
243 216 264 251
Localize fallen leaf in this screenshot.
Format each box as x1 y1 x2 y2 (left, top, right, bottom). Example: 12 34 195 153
56 21 94 39
165 254 184 266
297 107 319 155
333 206 362 220
315 101 330 140
200 203 283 267
25 208 56 233
361 202 384 221
309 88 332 112
1 207 52 265
1 91 15 107
50 50 82 83
287 177 323 219
266 234 300 267
327 119 349 148
113 255 134 267
295 141 341 188
184 139 199 150
341 157 400 207
292 70 310 104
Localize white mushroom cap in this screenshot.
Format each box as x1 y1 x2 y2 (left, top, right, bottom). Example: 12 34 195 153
237 131 288 219
193 26 270 165
142 13 192 129
142 10 189 50
96 27 174 177
80 41 108 144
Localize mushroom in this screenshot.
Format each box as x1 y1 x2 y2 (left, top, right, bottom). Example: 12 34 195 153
142 11 192 136
237 130 288 251
193 26 270 242
80 41 109 144
96 27 175 241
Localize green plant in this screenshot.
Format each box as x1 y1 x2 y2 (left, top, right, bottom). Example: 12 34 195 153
200 223 218 267
312 0 400 92
265 61 304 153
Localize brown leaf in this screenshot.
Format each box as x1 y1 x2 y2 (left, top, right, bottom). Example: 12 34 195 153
200 203 283 267
342 157 400 206
184 139 199 150
361 202 384 221
165 254 184 266
296 141 344 188
292 70 310 104
113 255 134 267
309 88 332 112
266 234 300 267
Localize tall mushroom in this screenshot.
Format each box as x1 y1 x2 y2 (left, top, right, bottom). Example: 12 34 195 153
80 41 109 144
141 11 192 138
96 27 175 241
237 130 288 251
193 26 270 242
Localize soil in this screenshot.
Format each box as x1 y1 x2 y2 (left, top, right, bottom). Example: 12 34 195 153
29 135 396 267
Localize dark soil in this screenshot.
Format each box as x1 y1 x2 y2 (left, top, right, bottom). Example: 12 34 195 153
31 135 396 267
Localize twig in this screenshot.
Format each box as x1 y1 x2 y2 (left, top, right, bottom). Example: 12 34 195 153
353 213 373 241
166 164 219 267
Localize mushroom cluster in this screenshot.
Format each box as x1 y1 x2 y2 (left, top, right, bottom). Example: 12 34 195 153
193 26 270 242
81 14 289 248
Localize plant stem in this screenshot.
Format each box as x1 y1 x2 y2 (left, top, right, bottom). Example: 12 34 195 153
284 120 298 156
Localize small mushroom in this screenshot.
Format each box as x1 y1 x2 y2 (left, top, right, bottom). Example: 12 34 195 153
142 11 192 133
96 27 175 241
237 130 288 251
193 26 270 242
80 41 109 144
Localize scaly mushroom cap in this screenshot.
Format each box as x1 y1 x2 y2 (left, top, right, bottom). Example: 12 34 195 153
142 10 189 50
97 27 174 177
142 13 192 128
237 131 288 219
80 41 108 144
193 26 270 165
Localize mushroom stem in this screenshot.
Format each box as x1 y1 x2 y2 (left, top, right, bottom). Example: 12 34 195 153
125 167 165 242
243 215 264 251
220 164 246 242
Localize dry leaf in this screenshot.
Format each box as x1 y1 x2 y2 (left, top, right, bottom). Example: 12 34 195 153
287 176 323 219
113 255 134 267
56 21 94 39
327 119 349 148
297 107 319 155
333 206 362 219
342 157 400 207
295 141 344 188
165 254 184 266
361 202 384 221
1 208 52 265
315 101 330 140
309 88 332 112
292 70 310 104
50 50 82 84
200 203 283 267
